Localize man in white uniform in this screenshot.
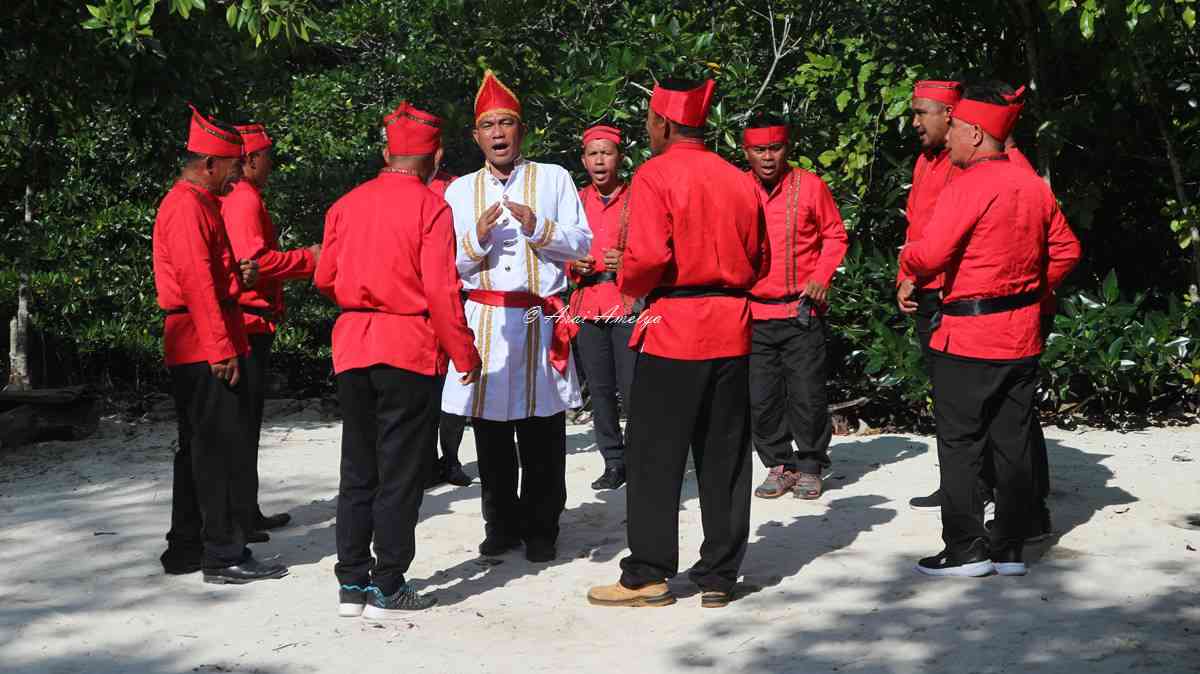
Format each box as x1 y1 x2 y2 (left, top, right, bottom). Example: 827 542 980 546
441 70 591 562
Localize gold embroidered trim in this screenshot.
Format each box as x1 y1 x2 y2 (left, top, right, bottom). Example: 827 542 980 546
471 305 493 418
461 233 485 261
530 218 556 249
473 169 493 290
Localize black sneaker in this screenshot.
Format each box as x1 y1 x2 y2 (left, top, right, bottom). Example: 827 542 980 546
338 584 368 617
909 489 941 511
591 465 626 490
361 584 437 618
991 545 1027 576
915 539 993 577
444 461 473 487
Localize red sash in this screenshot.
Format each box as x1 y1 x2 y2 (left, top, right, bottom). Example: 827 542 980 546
466 290 577 375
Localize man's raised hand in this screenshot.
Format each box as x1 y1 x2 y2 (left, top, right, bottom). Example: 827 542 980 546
504 196 537 236
476 202 503 243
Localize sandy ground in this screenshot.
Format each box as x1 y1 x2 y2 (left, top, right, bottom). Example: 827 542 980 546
1 401 1198 674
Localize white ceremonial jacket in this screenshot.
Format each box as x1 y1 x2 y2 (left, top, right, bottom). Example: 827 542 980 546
441 159 592 421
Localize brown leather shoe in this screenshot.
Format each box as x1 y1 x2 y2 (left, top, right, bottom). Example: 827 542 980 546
794 472 822 500
587 581 676 607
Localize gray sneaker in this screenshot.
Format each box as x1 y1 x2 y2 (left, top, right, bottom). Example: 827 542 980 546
754 465 800 499
361 584 437 619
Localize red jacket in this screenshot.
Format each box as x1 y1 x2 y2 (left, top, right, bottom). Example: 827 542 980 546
747 168 848 320
899 155 1081 360
899 148 960 290
428 170 456 198
153 180 249 366
617 139 765 360
568 182 636 319
219 181 316 334
314 172 481 376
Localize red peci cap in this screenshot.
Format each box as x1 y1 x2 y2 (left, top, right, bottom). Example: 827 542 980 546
384 101 442 156
912 80 963 107
582 125 621 148
234 124 272 155
187 104 243 158
474 70 522 123
649 79 715 127
952 85 1026 142
742 125 789 147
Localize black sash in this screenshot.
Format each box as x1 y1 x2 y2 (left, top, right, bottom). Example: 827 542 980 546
577 271 618 288
646 286 747 303
163 299 247 317
940 291 1041 317
748 292 804 305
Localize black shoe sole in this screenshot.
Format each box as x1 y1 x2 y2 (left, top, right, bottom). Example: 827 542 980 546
203 568 289 585
163 564 202 575
478 540 522 556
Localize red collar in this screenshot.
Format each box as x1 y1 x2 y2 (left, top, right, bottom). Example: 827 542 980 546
663 138 708 154
177 179 220 206
586 182 627 208
962 153 1010 170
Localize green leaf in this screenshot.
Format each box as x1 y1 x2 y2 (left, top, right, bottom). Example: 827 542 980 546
86 4 104 18
835 90 852 112
1080 10 1095 38
1184 8 1196 29
226 4 238 26
138 4 155 25
1103 269 1119 303
818 150 839 167
269 17 281 39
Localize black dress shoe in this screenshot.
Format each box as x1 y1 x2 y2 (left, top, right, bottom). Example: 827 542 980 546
478 535 522 557
444 461 473 487
908 489 941 511
161 548 202 575
915 538 993 577
247 530 270 544
255 512 291 530
591 465 626 490
203 557 289 585
525 540 556 563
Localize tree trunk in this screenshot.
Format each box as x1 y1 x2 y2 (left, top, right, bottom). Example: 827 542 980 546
1131 50 1200 293
1012 0 1053 186
5 184 34 392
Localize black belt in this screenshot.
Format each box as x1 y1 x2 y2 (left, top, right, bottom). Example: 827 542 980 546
748 292 803 305
646 285 747 303
940 291 1041 317
576 271 618 288
163 300 251 317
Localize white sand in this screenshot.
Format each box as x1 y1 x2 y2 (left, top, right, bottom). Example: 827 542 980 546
1 403 1198 674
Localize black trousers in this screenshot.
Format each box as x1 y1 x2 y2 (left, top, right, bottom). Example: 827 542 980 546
165 358 254 569
243 332 274 519
575 319 637 467
931 351 1038 552
620 353 752 594
915 293 1050 511
335 365 439 595
472 412 567 546
748 318 832 475
438 411 467 465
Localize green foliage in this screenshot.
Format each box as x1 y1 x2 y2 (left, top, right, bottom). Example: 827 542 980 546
0 0 1197 428
1042 271 1200 419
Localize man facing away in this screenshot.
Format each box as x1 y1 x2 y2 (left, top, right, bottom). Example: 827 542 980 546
568 124 639 491
900 82 1080 577
155 105 287 585
315 101 481 616
220 122 320 539
742 114 848 501
440 70 592 563
588 77 765 609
